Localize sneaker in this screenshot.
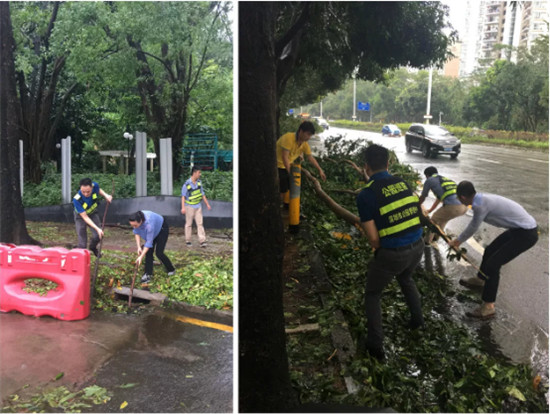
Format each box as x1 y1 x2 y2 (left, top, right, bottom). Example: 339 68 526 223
466 305 495 320
167 270 176 276
186 242 192 246
459 277 485 289
140 273 152 284
200 242 207 248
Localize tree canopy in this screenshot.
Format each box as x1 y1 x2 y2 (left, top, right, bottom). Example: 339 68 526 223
9 1 233 183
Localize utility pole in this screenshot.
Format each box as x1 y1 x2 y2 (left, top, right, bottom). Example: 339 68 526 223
352 69 358 121
425 67 433 125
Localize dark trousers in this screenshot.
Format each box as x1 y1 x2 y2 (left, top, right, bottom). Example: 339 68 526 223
145 220 175 275
74 211 101 250
364 238 424 351
480 227 538 303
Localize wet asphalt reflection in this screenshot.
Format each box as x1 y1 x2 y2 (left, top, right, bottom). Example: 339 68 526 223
81 309 233 413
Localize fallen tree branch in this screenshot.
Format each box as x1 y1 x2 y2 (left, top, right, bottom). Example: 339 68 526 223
327 189 361 196
343 159 369 182
285 323 320 334
302 168 364 235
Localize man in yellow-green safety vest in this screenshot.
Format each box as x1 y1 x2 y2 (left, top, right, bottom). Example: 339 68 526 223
355 144 424 361
418 166 468 244
72 177 113 257
181 166 211 248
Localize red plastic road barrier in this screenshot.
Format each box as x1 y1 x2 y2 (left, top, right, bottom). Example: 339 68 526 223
0 244 91 321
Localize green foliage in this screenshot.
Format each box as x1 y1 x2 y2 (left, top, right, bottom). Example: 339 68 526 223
2 385 111 413
291 135 548 412
22 170 233 207
150 255 233 309
298 34 548 134
9 2 233 183
22 279 59 296
85 248 232 312
279 2 456 109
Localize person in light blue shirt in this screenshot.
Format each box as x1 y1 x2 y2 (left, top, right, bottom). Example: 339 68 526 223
450 181 538 320
129 210 175 285
181 166 211 247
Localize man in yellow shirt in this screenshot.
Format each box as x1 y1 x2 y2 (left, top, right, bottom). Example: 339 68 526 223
276 121 326 200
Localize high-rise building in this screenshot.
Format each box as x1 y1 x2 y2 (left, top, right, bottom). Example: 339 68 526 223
459 1 548 77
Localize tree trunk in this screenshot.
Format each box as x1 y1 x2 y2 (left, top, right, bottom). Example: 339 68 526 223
0 2 39 245
239 3 296 412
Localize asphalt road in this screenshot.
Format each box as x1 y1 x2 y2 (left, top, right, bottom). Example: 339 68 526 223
0 307 233 413
313 126 548 366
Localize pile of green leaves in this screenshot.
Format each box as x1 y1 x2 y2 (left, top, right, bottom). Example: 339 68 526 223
293 138 548 412
150 255 233 310
22 169 233 207
91 249 233 312
2 385 111 413
22 279 59 296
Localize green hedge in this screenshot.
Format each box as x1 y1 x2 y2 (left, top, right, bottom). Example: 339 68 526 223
22 170 233 207
329 119 549 145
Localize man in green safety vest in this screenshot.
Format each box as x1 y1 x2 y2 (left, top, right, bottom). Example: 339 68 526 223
418 166 468 244
72 177 113 257
356 144 424 361
181 166 211 248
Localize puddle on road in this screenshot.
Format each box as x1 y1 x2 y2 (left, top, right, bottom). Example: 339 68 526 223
421 244 549 383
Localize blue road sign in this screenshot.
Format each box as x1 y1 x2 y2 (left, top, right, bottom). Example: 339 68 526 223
357 102 370 111
288 109 294 114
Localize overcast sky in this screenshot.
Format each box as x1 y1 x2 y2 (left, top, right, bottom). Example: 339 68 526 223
440 0 467 38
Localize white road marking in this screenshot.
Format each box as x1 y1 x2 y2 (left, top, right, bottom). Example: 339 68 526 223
527 158 548 164
478 158 501 165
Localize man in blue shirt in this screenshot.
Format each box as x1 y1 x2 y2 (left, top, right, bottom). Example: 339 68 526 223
181 166 211 247
356 144 424 360
450 181 538 319
72 178 113 257
419 166 467 244
129 210 175 285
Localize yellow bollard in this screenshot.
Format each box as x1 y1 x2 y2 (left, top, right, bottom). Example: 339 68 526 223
289 163 301 234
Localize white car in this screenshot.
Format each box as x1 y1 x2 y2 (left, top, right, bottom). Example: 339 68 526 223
313 116 330 130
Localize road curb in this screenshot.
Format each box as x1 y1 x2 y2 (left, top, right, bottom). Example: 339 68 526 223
295 227 360 394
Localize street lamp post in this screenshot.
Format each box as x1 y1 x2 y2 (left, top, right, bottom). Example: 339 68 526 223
123 132 133 175
425 66 433 125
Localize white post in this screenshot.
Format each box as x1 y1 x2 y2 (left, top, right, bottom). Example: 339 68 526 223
159 138 173 196
135 131 147 197
352 74 357 121
19 140 23 196
320 101 323 118
61 136 72 204
426 67 433 124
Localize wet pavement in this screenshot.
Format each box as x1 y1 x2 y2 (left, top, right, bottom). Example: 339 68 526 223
0 306 233 413
313 127 549 376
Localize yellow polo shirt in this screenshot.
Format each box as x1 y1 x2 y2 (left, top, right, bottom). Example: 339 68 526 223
276 132 312 169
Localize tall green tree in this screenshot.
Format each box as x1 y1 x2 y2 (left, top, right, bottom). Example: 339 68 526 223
463 34 548 132
0 2 38 244
57 1 233 179
239 2 455 411
9 2 233 183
